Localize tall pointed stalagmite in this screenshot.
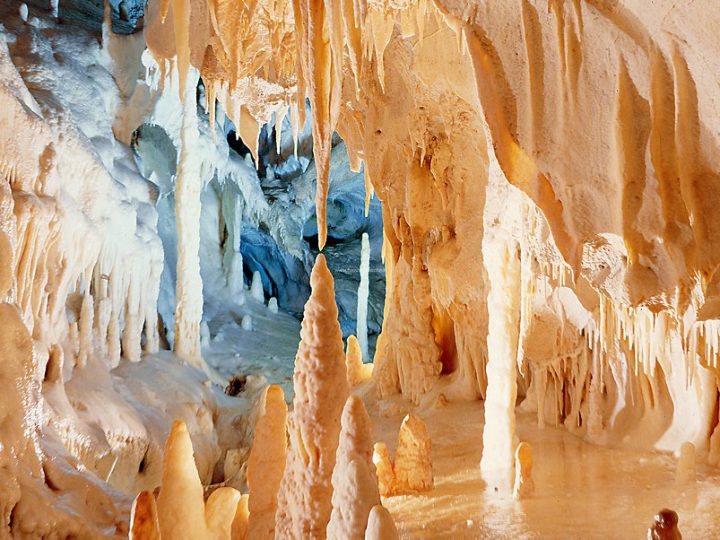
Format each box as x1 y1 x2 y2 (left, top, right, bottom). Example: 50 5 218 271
247 385 288 540
156 421 209 539
327 396 381 539
275 254 350 538
155 421 245 539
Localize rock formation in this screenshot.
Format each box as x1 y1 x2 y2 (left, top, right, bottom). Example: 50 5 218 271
513 442 534 500
275 254 350 538
129 491 160 539
247 384 288 540
346 335 364 387
393 414 433 494
364 505 399 540
3 0 720 536
372 442 395 498
327 396 381 539
156 421 242 539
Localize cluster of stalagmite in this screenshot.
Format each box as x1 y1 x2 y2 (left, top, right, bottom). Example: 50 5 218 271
371 414 433 497
131 421 244 539
143 0 720 473
274 254 350 537
132 256 397 539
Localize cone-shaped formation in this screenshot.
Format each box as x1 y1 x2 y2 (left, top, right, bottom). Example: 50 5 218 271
327 396 381 539
346 335 364 387
513 442 534 500
155 421 244 540
275 254 350 538
129 491 159 540
372 442 395 497
157 421 209 539
232 494 250 540
205 487 242 538
394 414 433 494
364 505 399 540
676 442 696 485
248 385 288 540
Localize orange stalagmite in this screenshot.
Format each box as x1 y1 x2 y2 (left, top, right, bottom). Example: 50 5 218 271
275 254 350 538
247 385 288 540
327 396 381 539
155 421 244 539
394 414 433 494
129 491 159 539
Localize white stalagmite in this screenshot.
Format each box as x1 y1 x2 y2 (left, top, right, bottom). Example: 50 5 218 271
481 234 521 486
248 385 288 540
346 335 363 387
513 442 534 500
357 232 370 361
372 442 395 497
327 396 381 540
275 254 350 539
676 442 696 485
173 70 205 367
251 271 264 303
394 414 433 494
268 297 279 314
364 506 399 540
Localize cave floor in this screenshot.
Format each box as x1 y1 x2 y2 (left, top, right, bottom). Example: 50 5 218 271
368 398 720 539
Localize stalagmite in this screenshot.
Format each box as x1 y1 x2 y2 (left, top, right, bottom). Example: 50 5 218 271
247 385 288 540
156 421 209 539
153 421 244 539
372 442 395 497
394 414 433 494
513 442 534 500
232 494 250 540
241 315 253 331
346 335 364 386
275 254 350 539
364 506 399 540
173 70 206 369
129 491 160 540
356 232 370 361
676 442 696 485
481 235 521 486
268 297 279 314
251 271 264 303
205 487 242 538
327 396 380 539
